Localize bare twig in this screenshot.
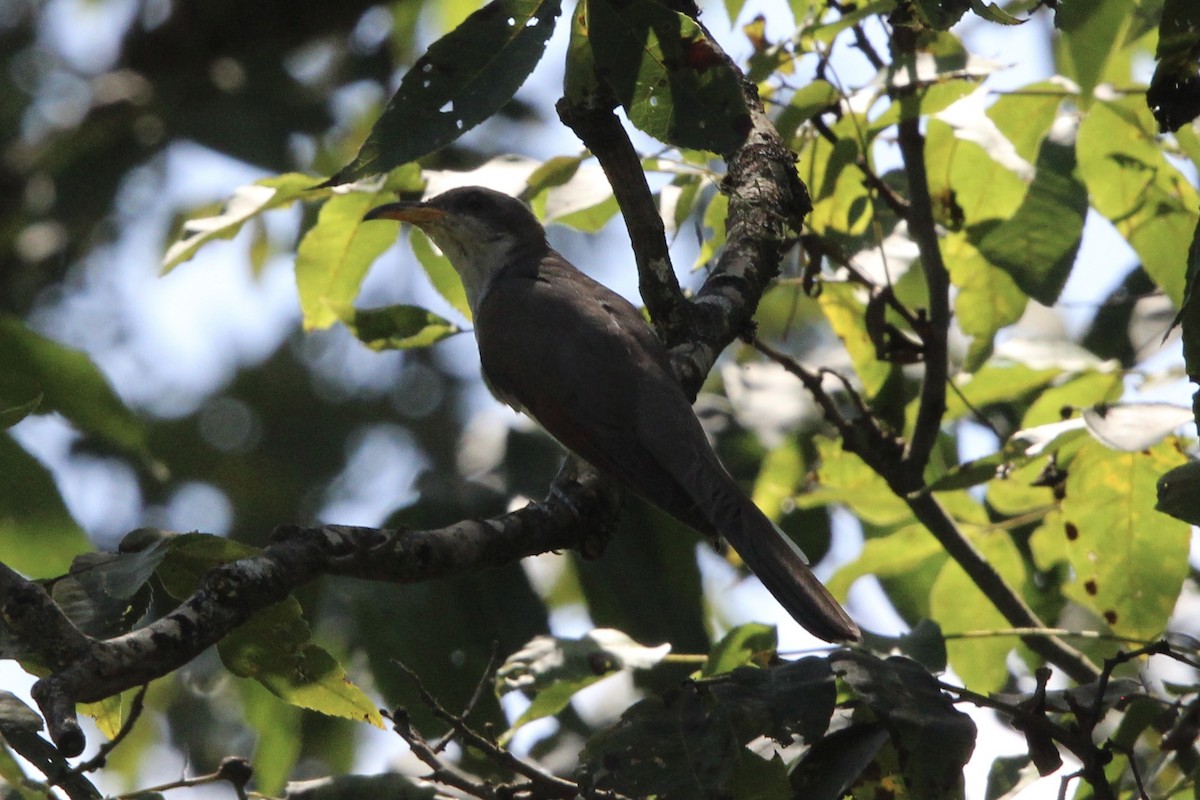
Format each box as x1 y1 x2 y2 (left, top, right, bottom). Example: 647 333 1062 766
432 642 500 754
386 707 496 799
71 685 149 773
391 659 590 800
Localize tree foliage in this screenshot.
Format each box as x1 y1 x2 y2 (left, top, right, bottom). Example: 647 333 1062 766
2 0 1200 798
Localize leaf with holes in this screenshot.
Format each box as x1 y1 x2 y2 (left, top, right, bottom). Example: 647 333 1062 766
586 0 750 155
325 0 562 185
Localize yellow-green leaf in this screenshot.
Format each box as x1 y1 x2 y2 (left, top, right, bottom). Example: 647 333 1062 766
297 192 396 331
1059 440 1190 638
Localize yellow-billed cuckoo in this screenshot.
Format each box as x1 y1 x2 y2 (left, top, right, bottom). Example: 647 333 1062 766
365 186 860 642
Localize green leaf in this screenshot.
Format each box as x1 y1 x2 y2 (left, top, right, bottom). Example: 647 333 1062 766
832 651 976 797
1157 460 1200 525
495 629 670 741
1060 440 1190 638
971 138 1087 306
348 304 461 351
410 229 472 319
0 376 40 429
944 234 1027 369
0 434 89 580
563 0 602 103
969 0 1024 25
751 440 804 522
1174 214 1200 423
805 0 897 44
945 360 1060 420
827 524 946 601
156 537 383 727
1076 97 1199 305
239 681 304 795
817 282 895 398
155 533 259 598
776 79 839 140
1054 0 1132 99
296 192 396 331
0 317 149 461
728 751 792 800
577 659 835 797
930 527 1026 692
219 599 385 728
587 0 750 155
796 439 914 527
701 623 777 676
163 173 316 272
325 0 562 185
694 190 728 268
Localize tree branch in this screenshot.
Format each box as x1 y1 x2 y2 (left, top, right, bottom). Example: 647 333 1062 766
30 464 621 757
890 22 949 478
555 96 693 347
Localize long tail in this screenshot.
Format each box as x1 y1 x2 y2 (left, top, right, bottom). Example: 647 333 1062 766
721 499 861 642
690 461 859 642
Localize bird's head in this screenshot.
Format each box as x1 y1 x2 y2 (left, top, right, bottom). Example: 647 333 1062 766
365 186 547 313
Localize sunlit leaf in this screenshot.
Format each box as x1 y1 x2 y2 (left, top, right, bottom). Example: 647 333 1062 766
971 138 1087 306
156 536 383 727
797 439 913 527
1059 440 1189 639
817 282 894 398
410 229 472 319
163 173 316 272
349 304 461 351
702 623 777 676
1054 0 1132 99
219 600 385 728
827 524 946 601
752 440 805 522
326 0 562 185
1076 97 1198 304
930 527 1026 692
296 192 396 331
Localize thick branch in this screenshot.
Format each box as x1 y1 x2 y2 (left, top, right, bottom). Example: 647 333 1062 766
555 96 692 346
0 563 93 670
892 26 949 477
31 465 620 756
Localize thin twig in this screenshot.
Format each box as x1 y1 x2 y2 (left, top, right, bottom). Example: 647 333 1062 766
385 707 495 800
71 685 149 774
433 642 500 753
392 659 584 799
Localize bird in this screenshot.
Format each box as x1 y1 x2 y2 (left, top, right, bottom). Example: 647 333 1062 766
364 186 860 643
